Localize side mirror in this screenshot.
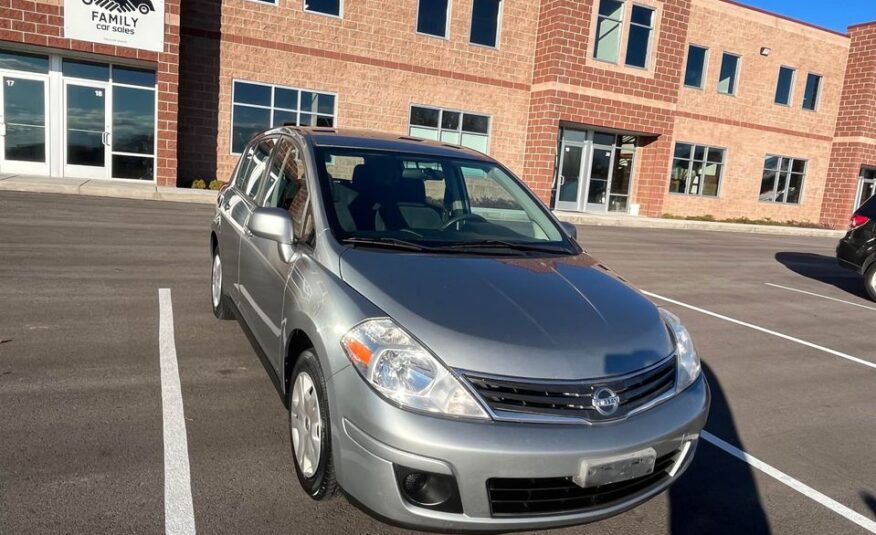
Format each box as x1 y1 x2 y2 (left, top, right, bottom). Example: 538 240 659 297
248 207 295 262
560 221 578 240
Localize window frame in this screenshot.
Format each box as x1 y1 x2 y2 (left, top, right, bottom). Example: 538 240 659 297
468 0 503 49
302 0 343 18
801 72 823 112
683 44 709 90
855 166 876 210
408 104 492 154
244 0 278 5
717 51 741 96
668 141 727 198
416 0 453 40
237 135 279 204
624 3 655 70
774 65 796 107
260 135 317 246
759 154 807 205
230 79 338 155
592 0 626 65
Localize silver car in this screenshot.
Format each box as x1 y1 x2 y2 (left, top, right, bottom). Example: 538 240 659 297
210 127 709 532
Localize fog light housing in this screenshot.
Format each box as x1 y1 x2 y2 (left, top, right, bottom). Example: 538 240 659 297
393 465 463 514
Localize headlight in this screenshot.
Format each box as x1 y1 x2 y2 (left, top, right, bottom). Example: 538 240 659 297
341 318 489 420
660 309 702 392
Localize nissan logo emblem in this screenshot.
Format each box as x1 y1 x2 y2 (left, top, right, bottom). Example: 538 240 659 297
592 387 621 416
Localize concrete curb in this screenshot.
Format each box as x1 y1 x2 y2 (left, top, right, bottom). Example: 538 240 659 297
0 175 218 205
554 211 846 238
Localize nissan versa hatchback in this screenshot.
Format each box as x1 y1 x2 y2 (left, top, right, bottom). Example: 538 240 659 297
210 127 710 532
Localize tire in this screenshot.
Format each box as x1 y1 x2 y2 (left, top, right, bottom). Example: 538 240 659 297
289 350 338 500
865 264 876 302
139 4 150 14
211 247 234 320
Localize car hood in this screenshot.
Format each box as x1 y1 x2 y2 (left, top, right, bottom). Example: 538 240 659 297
339 249 673 380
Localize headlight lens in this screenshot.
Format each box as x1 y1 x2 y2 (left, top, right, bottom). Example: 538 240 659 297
660 309 702 392
341 319 489 420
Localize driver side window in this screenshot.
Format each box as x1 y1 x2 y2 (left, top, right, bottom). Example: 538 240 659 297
263 137 315 245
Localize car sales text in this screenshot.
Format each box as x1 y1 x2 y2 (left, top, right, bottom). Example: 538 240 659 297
91 12 139 34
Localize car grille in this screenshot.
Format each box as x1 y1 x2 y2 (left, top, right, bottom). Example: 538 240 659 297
486 451 678 517
463 355 676 422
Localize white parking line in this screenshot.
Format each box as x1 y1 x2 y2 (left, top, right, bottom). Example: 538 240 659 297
643 291 876 371
764 282 876 312
702 431 876 533
158 289 196 535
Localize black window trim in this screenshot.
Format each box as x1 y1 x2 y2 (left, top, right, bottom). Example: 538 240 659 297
801 71 823 112
774 65 796 107
416 0 453 40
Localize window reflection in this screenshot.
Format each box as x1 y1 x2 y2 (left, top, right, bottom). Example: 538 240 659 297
112 86 155 154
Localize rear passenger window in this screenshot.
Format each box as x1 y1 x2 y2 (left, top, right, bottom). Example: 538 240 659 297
240 138 276 201
265 138 314 244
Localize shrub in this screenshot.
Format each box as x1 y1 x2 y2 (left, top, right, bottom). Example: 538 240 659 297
208 179 223 191
191 179 207 189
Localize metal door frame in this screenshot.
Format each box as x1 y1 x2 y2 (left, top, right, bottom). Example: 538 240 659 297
0 69 50 176
583 141 616 213
62 78 111 180
554 130 589 212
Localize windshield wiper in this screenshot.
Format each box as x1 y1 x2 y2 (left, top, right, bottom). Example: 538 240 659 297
342 236 430 251
436 240 570 255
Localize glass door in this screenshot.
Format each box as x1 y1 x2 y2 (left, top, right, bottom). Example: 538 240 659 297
585 144 613 212
857 167 875 210
555 142 585 211
0 74 49 175
64 80 110 179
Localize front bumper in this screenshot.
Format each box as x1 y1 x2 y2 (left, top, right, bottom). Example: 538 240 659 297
328 366 710 532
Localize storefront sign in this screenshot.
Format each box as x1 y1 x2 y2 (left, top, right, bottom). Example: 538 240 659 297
64 0 165 53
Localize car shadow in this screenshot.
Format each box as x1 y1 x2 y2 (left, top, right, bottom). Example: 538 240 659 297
775 252 868 300
862 491 876 518
668 363 771 534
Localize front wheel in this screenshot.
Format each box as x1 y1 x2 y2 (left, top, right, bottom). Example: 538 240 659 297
865 264 876 301
289 350 337 500
138 4 151 14
211 247 233 320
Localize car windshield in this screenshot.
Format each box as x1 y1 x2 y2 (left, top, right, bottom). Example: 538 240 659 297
314 147 575 254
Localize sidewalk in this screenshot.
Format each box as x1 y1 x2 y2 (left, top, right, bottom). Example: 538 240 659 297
0 174 847 237
554 210 846 238
0 174 218 205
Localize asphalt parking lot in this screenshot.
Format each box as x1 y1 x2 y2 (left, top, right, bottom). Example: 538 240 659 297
1 190 874 535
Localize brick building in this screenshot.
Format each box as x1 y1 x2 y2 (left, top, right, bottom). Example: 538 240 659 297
0 0 873 228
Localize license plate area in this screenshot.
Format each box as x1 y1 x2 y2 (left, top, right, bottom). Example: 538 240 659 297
573 448 657 488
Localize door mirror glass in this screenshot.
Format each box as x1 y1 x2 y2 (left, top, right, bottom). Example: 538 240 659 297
249 207 295 245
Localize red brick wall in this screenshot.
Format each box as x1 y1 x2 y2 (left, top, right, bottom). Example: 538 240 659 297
822 23 876 228
525 0 690 215
0 0 181 186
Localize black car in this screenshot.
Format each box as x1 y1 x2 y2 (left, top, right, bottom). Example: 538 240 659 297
837 193 876 300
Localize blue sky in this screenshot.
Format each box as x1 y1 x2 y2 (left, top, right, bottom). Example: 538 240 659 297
738 0 876 33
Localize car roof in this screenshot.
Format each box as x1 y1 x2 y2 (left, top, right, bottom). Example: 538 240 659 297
262 126 494 161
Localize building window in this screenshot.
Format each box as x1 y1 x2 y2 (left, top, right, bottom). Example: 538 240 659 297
802 73 822 111
760 155 806 204
717 53 739 95
303 0 341 16
231 81 336 154
594 0 624 63
683 45 708 88
417 0 450 38
774 66 795 106
669 143 725 196
625 5 654 68
470 0 501 47
409 105 490 153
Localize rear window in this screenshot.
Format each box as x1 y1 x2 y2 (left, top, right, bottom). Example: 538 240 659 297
858 194 876 218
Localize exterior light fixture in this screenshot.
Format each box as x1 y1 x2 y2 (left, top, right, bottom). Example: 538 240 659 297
760 47 771 56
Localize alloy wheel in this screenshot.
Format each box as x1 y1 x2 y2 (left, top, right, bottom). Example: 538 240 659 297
211 253 222 308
